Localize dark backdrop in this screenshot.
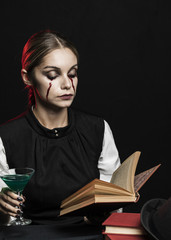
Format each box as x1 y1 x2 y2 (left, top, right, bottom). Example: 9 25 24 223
1 0 170 212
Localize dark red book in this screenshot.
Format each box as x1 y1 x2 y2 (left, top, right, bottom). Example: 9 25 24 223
104 234 150 240
102 212 146 236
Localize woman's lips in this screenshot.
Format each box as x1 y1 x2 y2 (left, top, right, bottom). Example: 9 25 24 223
59 94 73 100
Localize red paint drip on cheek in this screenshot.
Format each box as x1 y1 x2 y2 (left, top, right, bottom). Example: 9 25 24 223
46 82 52 101
69 78 75 92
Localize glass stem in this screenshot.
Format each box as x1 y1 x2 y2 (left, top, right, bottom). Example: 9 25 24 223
16 191 23 222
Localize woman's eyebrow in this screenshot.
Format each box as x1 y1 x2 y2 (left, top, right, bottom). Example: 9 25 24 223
68 64 78 73
43 66 60 70
43 64 78 72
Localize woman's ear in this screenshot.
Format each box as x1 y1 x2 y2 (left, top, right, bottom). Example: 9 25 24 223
21 69 32 86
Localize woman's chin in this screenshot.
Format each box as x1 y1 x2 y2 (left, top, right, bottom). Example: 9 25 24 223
47 101 73 110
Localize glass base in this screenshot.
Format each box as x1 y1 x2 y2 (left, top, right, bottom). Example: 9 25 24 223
9 217 32 226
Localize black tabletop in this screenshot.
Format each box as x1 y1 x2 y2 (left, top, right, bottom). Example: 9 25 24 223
0 222 103 240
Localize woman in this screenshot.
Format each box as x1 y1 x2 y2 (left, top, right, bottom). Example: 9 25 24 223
0 30 120 225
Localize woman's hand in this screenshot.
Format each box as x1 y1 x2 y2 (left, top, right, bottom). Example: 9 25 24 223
0 188 25 217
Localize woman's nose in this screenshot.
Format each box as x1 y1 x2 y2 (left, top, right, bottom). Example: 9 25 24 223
61 76 72 90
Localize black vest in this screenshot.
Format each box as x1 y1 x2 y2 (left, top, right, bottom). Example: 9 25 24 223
0 108 104 224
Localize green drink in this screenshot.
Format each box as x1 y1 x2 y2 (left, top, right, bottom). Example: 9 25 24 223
0 168 34 226
1 174 30 192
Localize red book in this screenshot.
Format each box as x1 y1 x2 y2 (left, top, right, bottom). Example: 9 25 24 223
104 234 150 240
102 212 146 236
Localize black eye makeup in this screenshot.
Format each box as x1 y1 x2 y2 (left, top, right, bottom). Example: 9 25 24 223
42 70 59 80
68 68 78 79
46 71 59 80
42 65 78 80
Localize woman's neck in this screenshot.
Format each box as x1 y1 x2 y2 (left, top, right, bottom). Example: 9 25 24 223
32 105 68 130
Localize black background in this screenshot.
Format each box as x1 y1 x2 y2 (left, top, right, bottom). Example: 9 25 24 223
0 0 170 212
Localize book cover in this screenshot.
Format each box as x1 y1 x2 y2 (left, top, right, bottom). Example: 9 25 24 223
102 212 146 235
103 212 141 227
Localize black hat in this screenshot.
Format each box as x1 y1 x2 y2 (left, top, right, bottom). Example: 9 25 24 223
141 198 171 240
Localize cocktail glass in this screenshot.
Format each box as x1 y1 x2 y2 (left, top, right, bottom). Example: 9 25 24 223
0 168 34 226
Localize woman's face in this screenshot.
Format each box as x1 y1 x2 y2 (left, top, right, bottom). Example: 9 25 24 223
31 48 78 110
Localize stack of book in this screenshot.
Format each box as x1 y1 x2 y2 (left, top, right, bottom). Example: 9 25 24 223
102 212 150 240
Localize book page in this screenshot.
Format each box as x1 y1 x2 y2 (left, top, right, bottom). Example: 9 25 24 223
60 194 137 216
134 164 161 192
61 179 133 208
110 152 141 193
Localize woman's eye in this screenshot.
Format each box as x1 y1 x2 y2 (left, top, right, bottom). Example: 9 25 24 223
68 68 78 79
46 72 59 80
47 75 57 80
43 70 59 80
68 73 77 79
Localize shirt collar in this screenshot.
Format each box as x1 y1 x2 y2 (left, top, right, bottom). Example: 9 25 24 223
25 107 74 138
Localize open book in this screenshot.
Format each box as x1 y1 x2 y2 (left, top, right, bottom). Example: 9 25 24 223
60 151 160 216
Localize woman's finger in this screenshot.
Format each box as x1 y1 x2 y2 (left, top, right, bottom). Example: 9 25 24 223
1 192 21 208
0 188 25 218
2 188 24 200
0 205 17 217
0 197 21 216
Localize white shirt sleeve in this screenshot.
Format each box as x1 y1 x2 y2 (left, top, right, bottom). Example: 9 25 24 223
98 121 123 213
0 137 9 189
98 120 121 182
